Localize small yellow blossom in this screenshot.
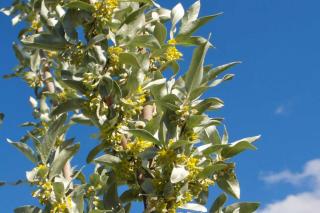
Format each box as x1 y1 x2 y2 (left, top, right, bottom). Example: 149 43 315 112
47 51 58 58
32 181 53 204
165 46 183 61
187 131 198 141
31 19 41 31
51 196 72 213
126 138 153 154
108 46 124 65
168 39 177 45
93 0 119 25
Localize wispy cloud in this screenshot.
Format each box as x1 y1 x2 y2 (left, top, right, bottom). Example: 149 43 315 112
274 105 286 115
274 101 294 116
259 159 320 213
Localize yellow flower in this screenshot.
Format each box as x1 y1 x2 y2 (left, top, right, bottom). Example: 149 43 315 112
108 46 124 65
47 51 58 58
165 46 183 61
157 148 176 164
126 138 153 154
187 131 198 141
36 164 47 171
136 85 144 94
31 19 41 31
32 181 53 204
168 39 177 45
93 0 119 25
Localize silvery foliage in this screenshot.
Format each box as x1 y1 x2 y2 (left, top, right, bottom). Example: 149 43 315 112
1 0 260 212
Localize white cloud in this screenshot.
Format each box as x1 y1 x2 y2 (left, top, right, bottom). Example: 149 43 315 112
259 159 320 213
259 192 320 213
274 105 285 115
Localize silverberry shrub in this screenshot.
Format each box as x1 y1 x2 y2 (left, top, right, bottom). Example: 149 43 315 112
1 0 260 212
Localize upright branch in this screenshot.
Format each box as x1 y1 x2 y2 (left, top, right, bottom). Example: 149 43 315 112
1 0 261 213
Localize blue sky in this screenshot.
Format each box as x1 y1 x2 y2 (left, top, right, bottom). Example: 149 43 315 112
1 0 320 212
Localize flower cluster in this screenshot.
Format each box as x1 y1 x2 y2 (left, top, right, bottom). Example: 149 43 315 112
126 138 153 155
31 19 41 31
32 181 53 204
50 196 72 213
151 142 216 212
108 46 124 66
165 39 183 61
63 43 84 66
93 0 119 26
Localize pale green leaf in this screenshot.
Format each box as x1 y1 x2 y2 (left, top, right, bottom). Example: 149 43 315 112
94 154 121 165
170 166 189 183
49 143 80 179
223 202 260 213
7 139 37 163
209 193 227 213
128 129 161 146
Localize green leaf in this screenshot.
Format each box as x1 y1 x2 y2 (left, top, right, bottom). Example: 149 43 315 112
86 34 108 50
178 13 222 38
41 114 67 162
129 34 161 49
223 202 260 213
64 1 94 12
221 135 260 159
193 144 226 156
0 112 4 125
154 21 167 44
169 140 189 150
170 3 185 38
180 203 207 212
49 143 80 179
53 182 65 202
217 174 240 199
86 143 108 163
98 77 122 103
185 39 211 95
209 74 235 87
51 98 86 116
61 70 87 94
120 189 139 203
119 52 141 68
14 206 42 213
143 78 166 90
30 50 40 72
71 184 86 213
103 182 119 210
209 193 227 213
141 178 155 194
170 166 189 183
186 115 206 129
205 62 241 83
94 154 121 165
199 162 228 178
194 98 224 114
7 139 37 163
176 36 210 46
62 9 79 44
128 129 161 146
181 1 200 26
159 60 180 74
21 34 67 50
221 126 229 145
196 190 209 205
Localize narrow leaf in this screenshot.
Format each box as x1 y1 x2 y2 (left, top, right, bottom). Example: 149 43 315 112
128 129 161 146
7 139 37 163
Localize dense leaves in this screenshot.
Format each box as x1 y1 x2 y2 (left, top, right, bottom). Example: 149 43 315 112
1 0 260 212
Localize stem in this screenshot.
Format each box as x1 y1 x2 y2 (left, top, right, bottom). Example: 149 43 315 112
41 55 72 182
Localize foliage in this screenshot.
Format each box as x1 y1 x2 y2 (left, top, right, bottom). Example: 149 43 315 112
1 0 260 212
